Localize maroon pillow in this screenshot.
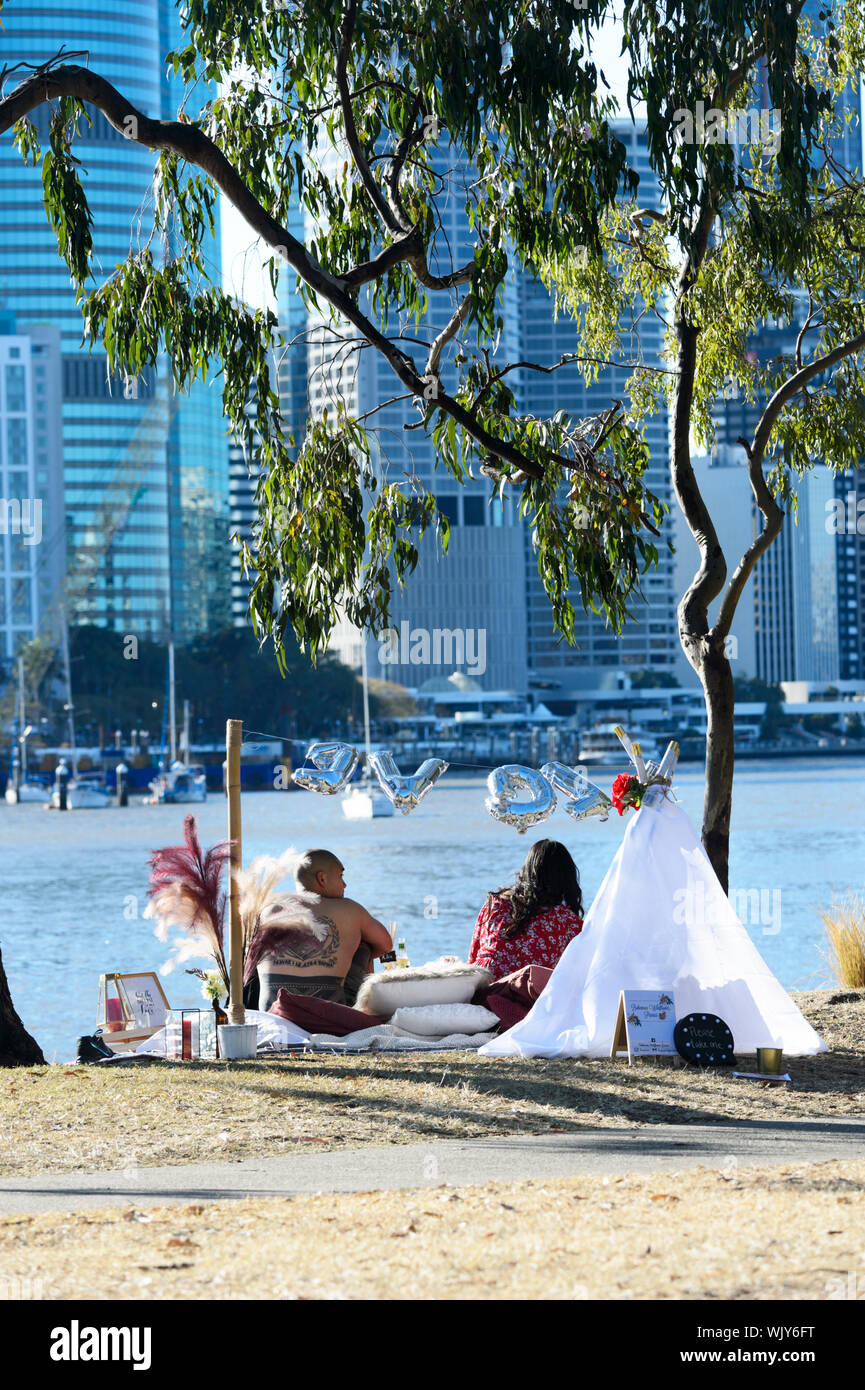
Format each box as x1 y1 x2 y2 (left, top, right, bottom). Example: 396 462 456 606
269 988 384 1037
474 964 553 1006
473 964 553 1032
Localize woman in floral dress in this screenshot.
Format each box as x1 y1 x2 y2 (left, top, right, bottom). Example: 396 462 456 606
468 839 584 981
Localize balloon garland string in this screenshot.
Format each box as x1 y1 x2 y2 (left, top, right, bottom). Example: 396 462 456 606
242 726 583 776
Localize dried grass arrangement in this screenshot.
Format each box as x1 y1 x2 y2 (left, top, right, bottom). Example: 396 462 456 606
819 892 865 990
144 815 232 993
144 826 326 993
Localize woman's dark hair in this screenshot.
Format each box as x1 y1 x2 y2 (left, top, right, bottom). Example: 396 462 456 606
490 839 583 938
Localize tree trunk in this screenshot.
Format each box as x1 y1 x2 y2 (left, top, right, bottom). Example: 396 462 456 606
0 947 44 1067
698 641 736 895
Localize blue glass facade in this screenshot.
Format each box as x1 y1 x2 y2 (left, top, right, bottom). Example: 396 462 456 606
514 120 676 686
713 26 862 683
0 1 229 642
314 128 675 692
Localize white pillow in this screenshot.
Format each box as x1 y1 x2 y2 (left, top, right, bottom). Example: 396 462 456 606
356 963 490 1018
392 1003 499 1037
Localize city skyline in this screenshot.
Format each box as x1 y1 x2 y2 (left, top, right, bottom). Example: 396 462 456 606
0 0 230 653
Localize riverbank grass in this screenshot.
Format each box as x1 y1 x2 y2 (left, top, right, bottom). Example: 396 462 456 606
820 894 865 989
1 990 862 1180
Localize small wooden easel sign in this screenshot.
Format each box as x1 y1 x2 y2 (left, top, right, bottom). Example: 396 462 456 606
611 989 679 1064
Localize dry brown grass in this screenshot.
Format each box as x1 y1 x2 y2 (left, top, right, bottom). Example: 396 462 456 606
1 1159 863 1300
1 990 863 1180
820 894 865 990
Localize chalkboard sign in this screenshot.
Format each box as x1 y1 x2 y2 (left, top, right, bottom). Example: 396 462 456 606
114 973 169 1030
611 989 678 1063
673 1013 736 1066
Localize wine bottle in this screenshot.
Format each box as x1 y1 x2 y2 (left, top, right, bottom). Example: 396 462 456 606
213 996 228 1058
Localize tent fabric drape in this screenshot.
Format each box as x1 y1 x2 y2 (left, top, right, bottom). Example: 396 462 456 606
479 797 826 1059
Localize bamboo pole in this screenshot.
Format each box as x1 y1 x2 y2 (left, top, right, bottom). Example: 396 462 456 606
226 718 244 1025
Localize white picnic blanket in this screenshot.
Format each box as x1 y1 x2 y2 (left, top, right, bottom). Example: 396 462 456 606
135 1010 495 1056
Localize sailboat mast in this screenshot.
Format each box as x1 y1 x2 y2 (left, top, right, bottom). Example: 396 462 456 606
182 699 190 767
18 657 26 781
360 639 372 763
61 616 77 777
168 641 177 764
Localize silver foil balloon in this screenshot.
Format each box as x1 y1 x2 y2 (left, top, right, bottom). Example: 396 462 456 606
291 740 358 794
486 764 556 834
368 749 448 814
541 760 589 807
567 785 613 822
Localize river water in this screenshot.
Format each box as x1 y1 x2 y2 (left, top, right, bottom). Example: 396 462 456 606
1 758 861 1060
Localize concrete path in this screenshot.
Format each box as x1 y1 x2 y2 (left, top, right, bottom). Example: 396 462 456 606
1 1118 864 1214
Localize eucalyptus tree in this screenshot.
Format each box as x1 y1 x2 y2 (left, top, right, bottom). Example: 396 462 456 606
561 1 865 882
0 2 859 1058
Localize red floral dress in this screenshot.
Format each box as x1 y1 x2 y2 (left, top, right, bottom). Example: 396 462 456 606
467 895 583 980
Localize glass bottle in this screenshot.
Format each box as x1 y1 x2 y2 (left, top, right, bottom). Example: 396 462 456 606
213 996 228 1058
396 936 409 969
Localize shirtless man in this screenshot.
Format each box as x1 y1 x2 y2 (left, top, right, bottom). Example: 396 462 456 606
255 849 394 1010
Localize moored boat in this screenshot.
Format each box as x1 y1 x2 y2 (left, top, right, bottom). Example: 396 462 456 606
4 778 50 805
578 723 661 767
342 777 395 820
149 761 207 804
50 774 112 809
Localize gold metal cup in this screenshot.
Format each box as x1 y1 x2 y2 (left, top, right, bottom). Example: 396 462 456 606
757 1047 783 1075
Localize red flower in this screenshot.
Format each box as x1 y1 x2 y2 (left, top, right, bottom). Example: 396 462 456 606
611 773 643 816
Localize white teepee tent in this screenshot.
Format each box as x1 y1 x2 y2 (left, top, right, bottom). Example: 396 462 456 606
480 746 826 1059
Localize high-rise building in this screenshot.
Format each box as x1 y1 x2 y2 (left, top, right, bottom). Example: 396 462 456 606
228 434 264 629
0 310 65 662
315 144 529 692
835 472 864 679
515 120 677 694
713 337 844 686
710 44 862 687
0 2 229 644
313 123 675 697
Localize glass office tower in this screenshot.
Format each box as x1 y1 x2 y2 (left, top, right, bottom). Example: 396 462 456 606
515 120 677 692
0 1 229 642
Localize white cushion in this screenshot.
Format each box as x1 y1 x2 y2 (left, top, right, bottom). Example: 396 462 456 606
392 1003 499 1037
356 962 490 1018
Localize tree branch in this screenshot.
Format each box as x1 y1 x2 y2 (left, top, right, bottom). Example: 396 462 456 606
336 0 403 236
714 325 865 637
386 92 423 232
0 61 643 495
425 292 473 380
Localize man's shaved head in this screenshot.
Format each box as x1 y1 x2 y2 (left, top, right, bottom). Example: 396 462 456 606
295 849 344 893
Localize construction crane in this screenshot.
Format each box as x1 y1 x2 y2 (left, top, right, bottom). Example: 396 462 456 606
2 374 181 724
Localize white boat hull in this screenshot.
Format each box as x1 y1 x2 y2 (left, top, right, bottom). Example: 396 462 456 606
577 752 630 766
149 765 207 804
341 786 395 819
151 783 207 804
5 781 49 804
50 781 113 809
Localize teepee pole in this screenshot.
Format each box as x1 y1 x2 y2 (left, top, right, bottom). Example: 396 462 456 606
226 719 244 1024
